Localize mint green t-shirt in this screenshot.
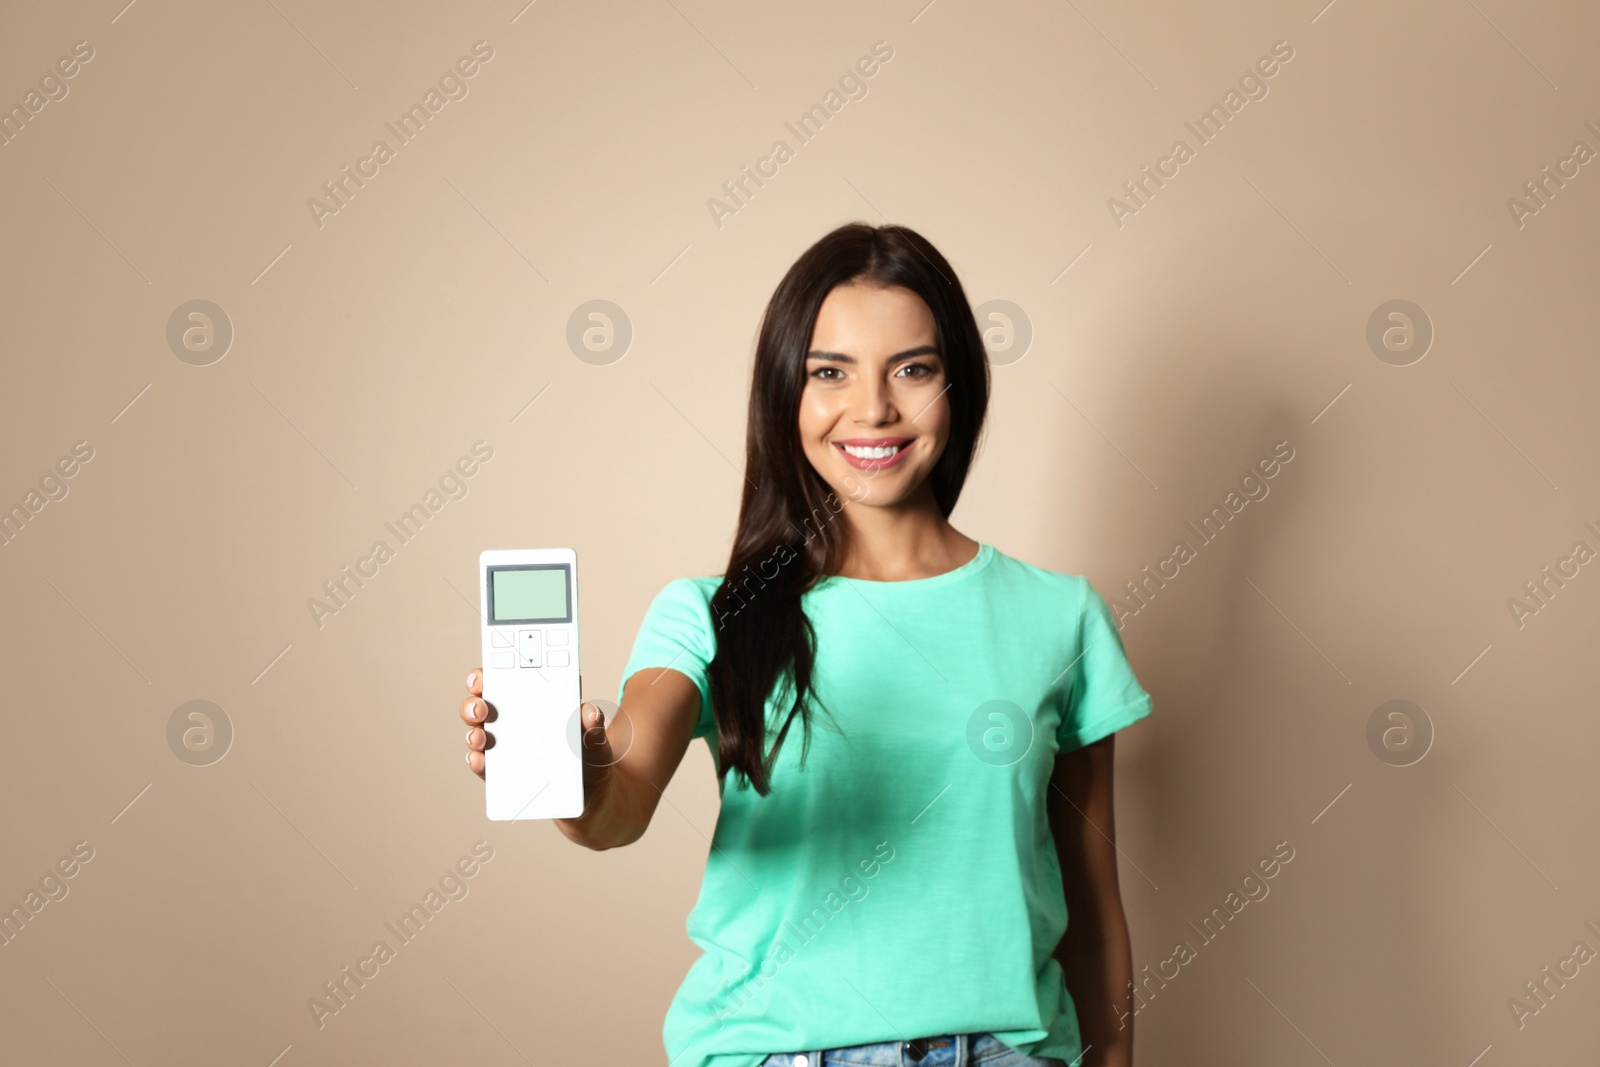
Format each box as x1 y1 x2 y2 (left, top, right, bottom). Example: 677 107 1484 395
615 541 1153 1067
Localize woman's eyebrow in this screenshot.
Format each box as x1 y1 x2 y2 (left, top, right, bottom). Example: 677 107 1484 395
806 344 941 364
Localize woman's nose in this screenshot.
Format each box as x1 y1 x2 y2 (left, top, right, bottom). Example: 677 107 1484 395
847 375 893 423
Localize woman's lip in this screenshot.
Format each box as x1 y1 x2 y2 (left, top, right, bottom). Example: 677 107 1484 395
833 437 912 446
833 440 912 471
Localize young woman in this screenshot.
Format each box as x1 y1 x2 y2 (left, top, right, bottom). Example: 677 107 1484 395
459 223 1154 1067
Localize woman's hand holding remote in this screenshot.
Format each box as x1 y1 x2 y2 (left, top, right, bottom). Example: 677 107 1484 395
460 668 615 842
459 663 701 849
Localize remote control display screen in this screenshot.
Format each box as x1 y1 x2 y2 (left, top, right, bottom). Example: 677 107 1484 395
488 565 570 624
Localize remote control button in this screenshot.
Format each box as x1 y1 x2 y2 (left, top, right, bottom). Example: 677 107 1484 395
491 629 514 648
546 649 570 667
546 628 569 646
517 630 542 668
491 651 515 669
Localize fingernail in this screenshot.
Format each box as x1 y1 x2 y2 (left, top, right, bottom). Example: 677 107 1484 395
466 728 474 745
594 705 605 728
464 751 472 764
466 671 477 688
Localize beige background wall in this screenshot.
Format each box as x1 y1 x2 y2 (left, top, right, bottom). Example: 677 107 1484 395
3 0 1598 1063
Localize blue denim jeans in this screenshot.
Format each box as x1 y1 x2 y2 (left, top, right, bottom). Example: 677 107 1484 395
757 1032 1072 1067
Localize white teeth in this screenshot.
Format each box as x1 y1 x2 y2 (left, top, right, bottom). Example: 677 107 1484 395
840 443 901 459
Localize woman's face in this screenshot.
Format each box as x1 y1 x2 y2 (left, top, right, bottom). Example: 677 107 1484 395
799 281 949 508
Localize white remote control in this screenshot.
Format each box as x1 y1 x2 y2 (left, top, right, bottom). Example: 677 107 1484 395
479 548 584 820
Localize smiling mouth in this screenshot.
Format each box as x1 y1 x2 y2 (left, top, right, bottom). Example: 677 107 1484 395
832 437 913 470
839 442 902 459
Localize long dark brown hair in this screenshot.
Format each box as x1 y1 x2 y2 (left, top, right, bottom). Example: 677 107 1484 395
706 222 991 795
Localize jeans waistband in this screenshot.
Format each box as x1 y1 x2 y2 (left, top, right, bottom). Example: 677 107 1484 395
771 1031 1017 1067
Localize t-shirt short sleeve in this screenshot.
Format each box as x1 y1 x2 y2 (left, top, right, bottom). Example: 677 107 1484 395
616 578 718 742
1057 578 1153 752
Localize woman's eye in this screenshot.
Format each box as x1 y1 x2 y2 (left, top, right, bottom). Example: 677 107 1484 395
809 366 843 381
899 362 935 378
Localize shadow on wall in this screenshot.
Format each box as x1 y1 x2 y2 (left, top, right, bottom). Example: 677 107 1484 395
1047 338 1454 1065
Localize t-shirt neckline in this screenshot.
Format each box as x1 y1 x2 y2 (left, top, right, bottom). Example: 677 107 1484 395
817 541 994 591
